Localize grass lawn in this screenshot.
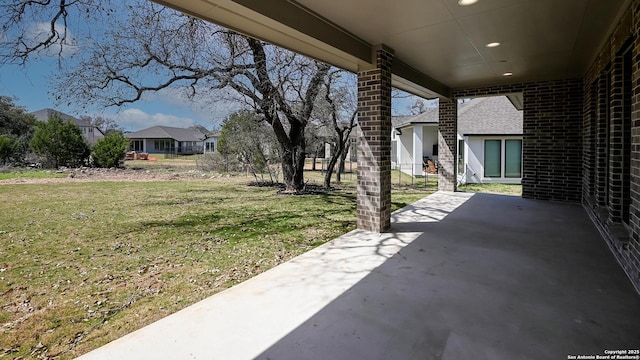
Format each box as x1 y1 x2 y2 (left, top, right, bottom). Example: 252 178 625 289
457 182 522 196
0 175 434 358
0 170 66 181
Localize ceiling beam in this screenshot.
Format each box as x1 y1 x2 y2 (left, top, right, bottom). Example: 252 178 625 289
393 59 450 99
233 0 372 64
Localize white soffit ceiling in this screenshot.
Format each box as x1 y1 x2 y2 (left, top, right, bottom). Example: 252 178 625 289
294 0 627 88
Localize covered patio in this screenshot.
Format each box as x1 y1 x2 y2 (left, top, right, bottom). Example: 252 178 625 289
149 0 640 293
79 192 640 359
77 0 640 356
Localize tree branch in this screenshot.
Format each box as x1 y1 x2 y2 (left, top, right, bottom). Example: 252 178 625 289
1 0 92 65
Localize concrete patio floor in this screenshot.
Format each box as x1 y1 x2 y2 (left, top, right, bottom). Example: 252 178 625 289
78 192 640 360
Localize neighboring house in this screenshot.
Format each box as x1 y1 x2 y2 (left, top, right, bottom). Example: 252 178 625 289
391 107 439 176
125 125 209 155
31 108 105 145
187 124 219 153
457 96 523 184
203 130 220 153
392 96 523 184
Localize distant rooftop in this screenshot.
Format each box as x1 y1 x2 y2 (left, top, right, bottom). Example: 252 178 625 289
391 96 522 135
392 107 439 129
457 96 522 135
126 126 207 142
31 108 91 128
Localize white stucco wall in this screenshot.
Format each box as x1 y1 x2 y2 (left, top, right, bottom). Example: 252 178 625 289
398 130 413 174
392 124 439 176
465 137 483 183
464 135 522 184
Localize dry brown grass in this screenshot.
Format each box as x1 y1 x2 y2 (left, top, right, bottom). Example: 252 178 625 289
0 168 434 358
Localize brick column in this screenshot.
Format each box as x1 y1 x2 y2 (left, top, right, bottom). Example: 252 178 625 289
609 56 624 223
438 99 457 192
356 45 393 232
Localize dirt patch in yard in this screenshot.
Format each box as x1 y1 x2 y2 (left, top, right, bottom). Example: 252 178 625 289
0 167 236 185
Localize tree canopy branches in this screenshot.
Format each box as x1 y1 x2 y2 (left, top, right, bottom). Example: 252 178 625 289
0 0 110 65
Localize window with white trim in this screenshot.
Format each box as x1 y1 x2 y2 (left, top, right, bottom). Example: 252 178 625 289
504 140 522 178
484 139 522 178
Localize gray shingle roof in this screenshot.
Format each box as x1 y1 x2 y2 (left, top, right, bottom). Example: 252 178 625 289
126 126 206 142
31 108 91 127
392 107 438 129
457 96 522 135
391 96 522 135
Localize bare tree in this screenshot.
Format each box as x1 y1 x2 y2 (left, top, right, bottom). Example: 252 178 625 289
336 137 353 183
2 0 331 192
392 88 438 116
79 115 121 134
0 0 109 65
305 121 329 171
409 98 428 115
314 71 357 188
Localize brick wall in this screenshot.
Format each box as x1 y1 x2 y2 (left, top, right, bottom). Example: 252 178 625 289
629 0 640 293
595 73 609 208
581 0 640 293
522 80 584 202
609 56 625 223
438 99 457 192
583 81 596 202
356 46 393 232
453 80 583 203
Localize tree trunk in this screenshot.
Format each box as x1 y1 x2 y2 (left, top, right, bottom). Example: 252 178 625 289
323 150 338 188
324 140 345 188
244 38 327 193
280 122 306 192
312 153 317 171
281 144 306 191
336 138 351 183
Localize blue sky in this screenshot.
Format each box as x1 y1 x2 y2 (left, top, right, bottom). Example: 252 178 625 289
0 3 432 132
0 58 233 132
0 59 436 131
0 58 431 132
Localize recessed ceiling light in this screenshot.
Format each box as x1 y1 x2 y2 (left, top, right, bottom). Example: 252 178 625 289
458 0 478 5
503 72 513 76
486 42 501 48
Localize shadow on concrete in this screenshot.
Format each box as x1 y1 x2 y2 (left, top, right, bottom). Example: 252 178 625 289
256 192 640 360
78 192 640 360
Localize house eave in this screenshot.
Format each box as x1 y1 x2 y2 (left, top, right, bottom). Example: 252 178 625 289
463 133 523 137
394 121 439 130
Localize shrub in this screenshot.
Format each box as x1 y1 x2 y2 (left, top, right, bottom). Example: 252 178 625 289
0 97 36 165
92 131 129 168
30 115 91 168
218 110 281 182
0 135 17 165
